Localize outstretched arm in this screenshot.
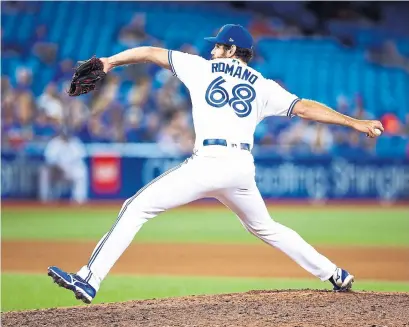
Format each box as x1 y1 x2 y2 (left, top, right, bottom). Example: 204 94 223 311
292 99 384 138
99 47 170 72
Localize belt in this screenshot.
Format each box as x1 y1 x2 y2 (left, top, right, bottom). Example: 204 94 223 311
203 139 251 151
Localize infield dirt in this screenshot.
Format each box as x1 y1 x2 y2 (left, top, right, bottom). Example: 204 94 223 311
3 234 409 326
3 241 409 281
2 290 409 327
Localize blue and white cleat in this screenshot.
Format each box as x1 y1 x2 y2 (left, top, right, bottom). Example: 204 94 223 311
330 267 355 292
47 266 96 304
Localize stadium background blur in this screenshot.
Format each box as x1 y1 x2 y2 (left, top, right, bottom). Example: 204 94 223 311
2 1 408 158
1 1 409 313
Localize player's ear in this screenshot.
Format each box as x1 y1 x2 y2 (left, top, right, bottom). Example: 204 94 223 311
228 45 237 58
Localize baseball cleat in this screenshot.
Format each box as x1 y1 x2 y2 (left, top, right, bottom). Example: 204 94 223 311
330 267 354 292
47 266 96 304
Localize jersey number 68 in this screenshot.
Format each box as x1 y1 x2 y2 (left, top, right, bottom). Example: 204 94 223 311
205 76 256 118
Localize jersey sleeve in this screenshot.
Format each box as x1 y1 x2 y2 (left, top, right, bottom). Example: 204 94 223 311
168 50 208 88
262 79 301 118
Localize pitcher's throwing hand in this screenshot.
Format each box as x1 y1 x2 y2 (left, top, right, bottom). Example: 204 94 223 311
48 24 377 303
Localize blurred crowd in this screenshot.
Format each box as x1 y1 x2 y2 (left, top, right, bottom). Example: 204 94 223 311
1 59 196 155
1 1 408 157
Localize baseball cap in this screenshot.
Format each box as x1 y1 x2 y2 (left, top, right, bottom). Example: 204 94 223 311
204 24 253 49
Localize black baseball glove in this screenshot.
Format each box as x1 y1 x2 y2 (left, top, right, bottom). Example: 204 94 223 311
67 56 107 96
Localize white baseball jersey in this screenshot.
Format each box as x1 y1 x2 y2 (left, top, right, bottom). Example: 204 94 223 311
168 50 300 151
75 50 338 293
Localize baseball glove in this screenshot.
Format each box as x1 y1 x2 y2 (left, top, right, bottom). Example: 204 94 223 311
67 56 106 96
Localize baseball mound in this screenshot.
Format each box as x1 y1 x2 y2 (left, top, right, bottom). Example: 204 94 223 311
2 290 409 327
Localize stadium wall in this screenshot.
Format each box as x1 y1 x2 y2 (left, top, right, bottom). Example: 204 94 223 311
2 145 408 202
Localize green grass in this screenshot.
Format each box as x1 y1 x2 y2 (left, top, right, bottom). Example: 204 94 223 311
2 207 409 246
2 273 409 312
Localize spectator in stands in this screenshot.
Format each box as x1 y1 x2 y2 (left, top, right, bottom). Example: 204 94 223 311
335 94 351 115
127 77 151 113
331 129 351 156
118 13 155 81
348 132 367 157
2 1 38 14
151 66 173 91
101 74 121 101
33 110 58 142
3 92 35 148
37 82 64 121
1 76 12 99
90 74 121 115
157 110 194 155
123 108 144 142
15 67 33 94
53 59 74 84
312 124 334 154
66 99 89 135
2 1 24 14
367 40 409 72
329 95 352 152
118 13 150 48
124 110 143 142
75 115 111 143
156 77 189 115
1 91 16 147
39 126 88 204
354 94 374 120
31 24 58 64
278 120 315 154
104 101 125 142
0 1 406 160
354 95 377 154
138 112 161 143
362 134 377 154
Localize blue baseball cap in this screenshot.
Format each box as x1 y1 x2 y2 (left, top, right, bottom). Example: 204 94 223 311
204 24 253 49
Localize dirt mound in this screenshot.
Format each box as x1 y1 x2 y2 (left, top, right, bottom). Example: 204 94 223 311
3 290 409 327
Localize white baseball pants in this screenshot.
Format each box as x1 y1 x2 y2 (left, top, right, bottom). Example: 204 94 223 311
77 149 336 291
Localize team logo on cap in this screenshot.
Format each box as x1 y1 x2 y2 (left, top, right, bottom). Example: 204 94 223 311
229 38 234 42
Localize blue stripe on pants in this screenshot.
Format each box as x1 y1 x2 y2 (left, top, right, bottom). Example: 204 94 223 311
86 161 187 273
85 270 92 283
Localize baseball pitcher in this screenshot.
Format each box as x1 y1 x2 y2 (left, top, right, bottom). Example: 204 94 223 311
48 24 384 303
